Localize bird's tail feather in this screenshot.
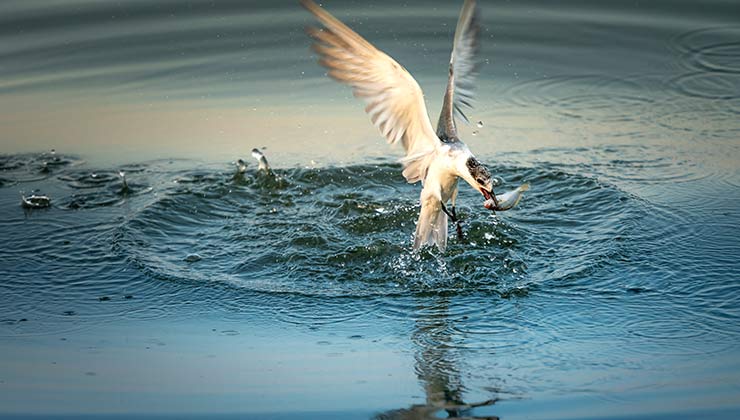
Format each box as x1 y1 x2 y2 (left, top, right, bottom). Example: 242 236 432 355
413 203 448 252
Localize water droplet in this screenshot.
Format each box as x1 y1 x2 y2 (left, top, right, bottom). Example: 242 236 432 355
472 130 479 136
477 121 483 128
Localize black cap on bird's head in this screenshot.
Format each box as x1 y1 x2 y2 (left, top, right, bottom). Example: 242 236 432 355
465 156 495 199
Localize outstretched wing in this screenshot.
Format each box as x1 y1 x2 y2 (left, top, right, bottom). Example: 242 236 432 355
301 0 440 182
437 0 481 140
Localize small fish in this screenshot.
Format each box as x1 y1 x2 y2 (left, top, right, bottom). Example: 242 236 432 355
251 148 271 173
21 194 52 209
484 183 529 211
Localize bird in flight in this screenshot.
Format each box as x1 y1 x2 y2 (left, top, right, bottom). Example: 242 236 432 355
301 0 497 252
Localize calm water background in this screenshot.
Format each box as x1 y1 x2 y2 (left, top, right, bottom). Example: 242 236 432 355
1 0 739 419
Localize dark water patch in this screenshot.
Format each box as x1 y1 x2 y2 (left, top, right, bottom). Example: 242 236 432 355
114 163 651 306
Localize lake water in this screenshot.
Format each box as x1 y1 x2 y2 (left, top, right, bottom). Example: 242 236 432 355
1 0 739 419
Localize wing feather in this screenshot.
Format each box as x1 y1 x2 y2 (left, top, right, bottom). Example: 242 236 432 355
437 0 481 140
301 0 439 182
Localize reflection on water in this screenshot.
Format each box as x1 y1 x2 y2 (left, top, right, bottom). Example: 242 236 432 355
374 297 499 420
1 0 740 418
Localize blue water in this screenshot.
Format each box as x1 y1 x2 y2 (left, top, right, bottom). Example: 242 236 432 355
1 1 740 419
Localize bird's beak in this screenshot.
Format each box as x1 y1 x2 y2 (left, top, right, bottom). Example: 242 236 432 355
480 188 492 200
481 182 498 210
480 181 494 199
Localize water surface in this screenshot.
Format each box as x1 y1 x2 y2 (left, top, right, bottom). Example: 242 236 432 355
1 0 739 419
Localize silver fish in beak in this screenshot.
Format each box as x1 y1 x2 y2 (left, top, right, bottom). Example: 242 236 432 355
484 183 529 211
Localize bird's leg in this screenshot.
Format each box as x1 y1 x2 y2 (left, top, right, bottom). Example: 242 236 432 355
441 203 464 241
452 206 464 240
441 202 455 221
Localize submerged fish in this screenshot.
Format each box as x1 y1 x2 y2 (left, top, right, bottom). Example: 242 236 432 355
251 148 271 173
484 183 529 211
21 194 52 209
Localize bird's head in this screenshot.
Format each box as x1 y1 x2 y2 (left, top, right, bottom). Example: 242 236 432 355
461 156 495 201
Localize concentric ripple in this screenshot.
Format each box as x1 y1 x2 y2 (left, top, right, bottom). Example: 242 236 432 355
498 75 656 124
673 26 740 74
115 162 650 303
670 71 740 101
670 26 740 118
0 152 83 185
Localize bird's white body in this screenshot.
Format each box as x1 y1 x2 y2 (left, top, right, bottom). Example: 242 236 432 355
303 0 501 252
414 144 474 250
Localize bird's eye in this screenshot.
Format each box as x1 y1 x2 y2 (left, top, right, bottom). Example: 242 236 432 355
476 178 485 185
